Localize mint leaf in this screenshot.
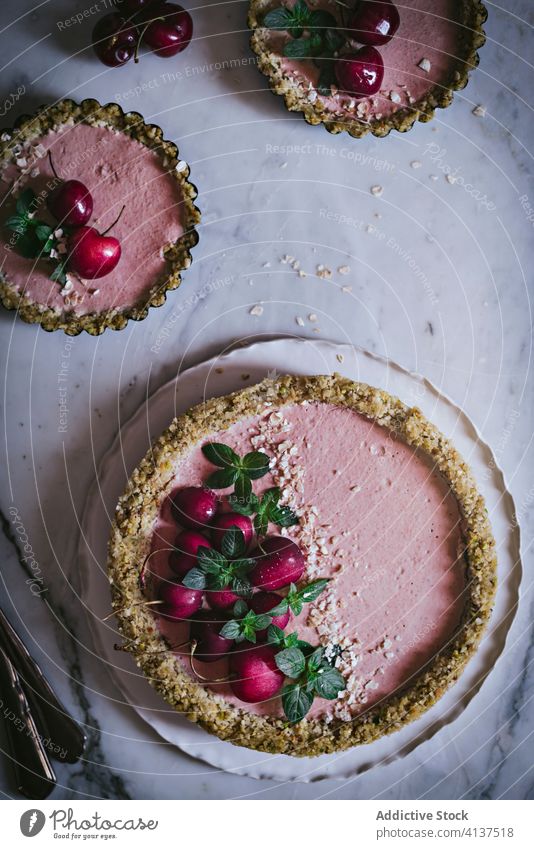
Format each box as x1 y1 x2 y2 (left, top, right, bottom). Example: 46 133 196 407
221 527 246 560
269 504 299 528
267 624 286 646
241 451 270 479
317 63 336 96
5 215 27 235
282 683 313 723
16 230 43 259
313 665 345 700
283 37 314 59
306 646 325 674
263 8 293 29
35 223 53 242
230 575 252 598
254 510 269 539
228 492 259 516
202 442 240 468
49 261 68 286
182 567 206 589
324 27 345 52
233 599 248 617
16 188 36 216
310 10 337 30
234 473 252 502
197 547 226 574
297 578 330 604
275 646 306 678
219 620 241 640
206 467 239 489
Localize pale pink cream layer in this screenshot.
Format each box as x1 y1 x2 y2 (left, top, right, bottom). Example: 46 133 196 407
1 123 185 315
271 0 464 119
150 401 467 720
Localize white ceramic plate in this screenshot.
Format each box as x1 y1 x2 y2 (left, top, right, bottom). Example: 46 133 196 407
79 338 521 782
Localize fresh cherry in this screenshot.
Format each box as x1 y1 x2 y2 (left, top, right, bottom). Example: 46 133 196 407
335 46 384 97
67 226 121 279
191 610 233 662
249 592 290 640
158 581 203 620
92 14 139 67
142 3 193 58
170 530 212 579
347 0 400 46
170 486 218 530
230 643 285 703
47 152 93 228
249 537 305 591
205 587 240 611
211 512 253 551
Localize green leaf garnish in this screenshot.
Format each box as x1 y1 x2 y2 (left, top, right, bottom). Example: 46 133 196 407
187 544 254 597
202 443 240 468
220 527 246 560
16 188 37 217
220 607 272 643
266 578 330 619
205 467 239 489
275 646 306 678
313 665 346 700
282 682 314 724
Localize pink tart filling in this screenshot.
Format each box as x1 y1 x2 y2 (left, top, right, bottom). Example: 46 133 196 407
269 0 466 120
149 401 467 722
1 123 185 315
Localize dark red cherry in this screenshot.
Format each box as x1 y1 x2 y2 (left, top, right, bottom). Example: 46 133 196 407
67 226 121 279
158 581 203 620
170 530 212 578
170 487 218 530
92 14 139 67
47 180 93 227
335 46 384 97
191 610 234 662
142 3 193 58
347 1 400 46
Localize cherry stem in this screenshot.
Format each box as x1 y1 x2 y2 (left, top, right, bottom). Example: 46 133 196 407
139 546 176 590
189 640 230 683
101 204 125 236
47 150 60 181
102 598 162 622
134 17 165 63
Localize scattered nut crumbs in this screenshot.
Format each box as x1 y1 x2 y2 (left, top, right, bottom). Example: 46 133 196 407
336 353 344 363
338 266 350 275
308 313 318 322
296 316 305 326
250 304 264 316
370 185 383 197
410 160 422 169
472 104 486 118
418 58 431 72
316 264 332 279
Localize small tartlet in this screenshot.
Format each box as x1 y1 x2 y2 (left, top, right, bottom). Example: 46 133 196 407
0 98 200 335
108 374 497 757
248 0 488 139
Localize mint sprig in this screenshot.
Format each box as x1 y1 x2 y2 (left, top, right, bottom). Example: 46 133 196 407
267 579 330 617
182 529 254 597
263 2 342 62
230 486 299 538
5 188 68 285
275 645 346 723
219 599 272 644
202 442 270 497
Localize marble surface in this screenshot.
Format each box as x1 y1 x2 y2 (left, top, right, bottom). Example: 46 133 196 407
0 0 533 800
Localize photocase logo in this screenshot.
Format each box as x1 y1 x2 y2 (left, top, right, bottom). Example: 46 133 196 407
20 809 46 837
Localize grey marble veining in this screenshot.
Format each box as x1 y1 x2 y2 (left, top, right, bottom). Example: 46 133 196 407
0 0 533 800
